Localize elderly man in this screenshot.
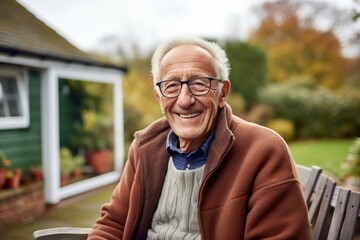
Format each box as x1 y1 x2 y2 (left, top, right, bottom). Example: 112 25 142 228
88 36 311 239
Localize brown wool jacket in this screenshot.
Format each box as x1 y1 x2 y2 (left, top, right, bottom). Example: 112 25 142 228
88 104 312 240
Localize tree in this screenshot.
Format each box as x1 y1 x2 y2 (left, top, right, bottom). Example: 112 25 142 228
224 41 267 109
249 0 348 89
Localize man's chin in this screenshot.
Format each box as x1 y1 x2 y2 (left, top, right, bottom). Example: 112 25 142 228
175 129 202 141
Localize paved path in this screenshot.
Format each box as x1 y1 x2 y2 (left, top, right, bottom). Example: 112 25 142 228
0 184 115 240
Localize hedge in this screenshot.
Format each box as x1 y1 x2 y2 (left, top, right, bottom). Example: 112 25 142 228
258 80 360 138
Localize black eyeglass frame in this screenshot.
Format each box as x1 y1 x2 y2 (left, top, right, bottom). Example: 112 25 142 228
155 77 222 98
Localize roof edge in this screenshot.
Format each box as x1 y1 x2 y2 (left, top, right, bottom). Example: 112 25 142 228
0 45 127 73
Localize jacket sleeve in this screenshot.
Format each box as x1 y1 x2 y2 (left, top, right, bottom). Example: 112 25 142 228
244 139 312 240
244 179 312 239
88 140 140 240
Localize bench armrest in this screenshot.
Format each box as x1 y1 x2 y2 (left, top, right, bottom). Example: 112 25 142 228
33 227 92 240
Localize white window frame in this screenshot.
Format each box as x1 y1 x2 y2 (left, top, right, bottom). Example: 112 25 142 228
0 68 29 129
42 65 124 204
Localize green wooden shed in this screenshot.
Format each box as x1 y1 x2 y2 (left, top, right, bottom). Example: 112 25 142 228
0 0 127 204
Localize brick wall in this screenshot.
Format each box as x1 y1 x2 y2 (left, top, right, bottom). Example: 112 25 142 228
0 182 45 231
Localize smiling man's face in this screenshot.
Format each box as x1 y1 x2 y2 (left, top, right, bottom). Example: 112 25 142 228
156 44 230 152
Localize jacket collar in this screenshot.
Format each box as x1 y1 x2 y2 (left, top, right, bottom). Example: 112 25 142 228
203 104 235 176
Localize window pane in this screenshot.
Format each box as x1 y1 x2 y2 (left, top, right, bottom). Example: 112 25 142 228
8 99 21 116
0 102 5 117
1 77 17 94
0 69 29 130
0 76 22 117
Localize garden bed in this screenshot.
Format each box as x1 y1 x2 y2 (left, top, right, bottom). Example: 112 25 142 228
0 182 45 230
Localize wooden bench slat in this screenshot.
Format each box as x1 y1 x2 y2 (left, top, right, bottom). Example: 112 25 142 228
308 175 328 223
312 177 336 240
297 165 322 205
340 191 360 239
327 187 350 240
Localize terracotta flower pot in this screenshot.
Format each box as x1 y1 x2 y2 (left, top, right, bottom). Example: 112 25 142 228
87 150 113 174
5 168 22 189
6 175 21 189
0 168 6 189
72 167 83 179
29 168 43 182
60 174 69 186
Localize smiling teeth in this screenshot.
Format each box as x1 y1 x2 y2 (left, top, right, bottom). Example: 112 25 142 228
179 112 201 118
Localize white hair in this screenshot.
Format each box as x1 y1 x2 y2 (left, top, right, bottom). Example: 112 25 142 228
151 36 230 92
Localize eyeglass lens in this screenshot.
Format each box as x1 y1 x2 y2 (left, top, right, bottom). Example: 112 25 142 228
160 77 213 97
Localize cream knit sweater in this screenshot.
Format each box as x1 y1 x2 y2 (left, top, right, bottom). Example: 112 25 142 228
147 158 204 239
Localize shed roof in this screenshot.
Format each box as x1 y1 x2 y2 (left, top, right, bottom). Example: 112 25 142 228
0 0 126 72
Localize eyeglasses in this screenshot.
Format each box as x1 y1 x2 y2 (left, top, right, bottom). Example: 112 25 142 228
156 77 222 98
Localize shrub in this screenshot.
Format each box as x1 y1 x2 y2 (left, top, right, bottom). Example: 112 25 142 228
266 118 296 142
341 137 360 177
258 80 360 138
227 93 246 116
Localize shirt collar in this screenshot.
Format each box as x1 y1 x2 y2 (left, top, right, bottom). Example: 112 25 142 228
166 130 215 158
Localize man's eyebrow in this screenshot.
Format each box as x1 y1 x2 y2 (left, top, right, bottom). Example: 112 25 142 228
163 74 209 81
164 77 181 81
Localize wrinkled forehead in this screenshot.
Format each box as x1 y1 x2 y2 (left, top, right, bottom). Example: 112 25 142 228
159 45 216 78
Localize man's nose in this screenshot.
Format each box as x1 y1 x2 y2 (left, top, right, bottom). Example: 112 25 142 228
177 83 194 107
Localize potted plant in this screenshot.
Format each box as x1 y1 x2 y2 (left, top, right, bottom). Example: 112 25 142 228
71 155 85 179
60 147 75 186
5 168 22 189
72 111 114 174
342 137 360 190
0 150 12 189
29 165 43 182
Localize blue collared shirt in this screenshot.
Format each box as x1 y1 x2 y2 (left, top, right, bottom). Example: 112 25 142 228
166 130 215 170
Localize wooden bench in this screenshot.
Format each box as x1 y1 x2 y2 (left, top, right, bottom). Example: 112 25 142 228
298 165 360 240
33 165 360 240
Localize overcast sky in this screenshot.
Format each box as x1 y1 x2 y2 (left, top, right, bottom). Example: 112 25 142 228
17 0 358 55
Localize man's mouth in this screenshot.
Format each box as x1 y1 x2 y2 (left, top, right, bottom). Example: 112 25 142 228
178 112 201 118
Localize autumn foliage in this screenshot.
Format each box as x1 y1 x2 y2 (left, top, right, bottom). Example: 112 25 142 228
249 0 347 89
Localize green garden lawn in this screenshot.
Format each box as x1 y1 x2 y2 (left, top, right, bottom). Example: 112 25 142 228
288 139 354 179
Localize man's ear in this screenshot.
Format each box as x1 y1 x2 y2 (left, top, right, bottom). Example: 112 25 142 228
154 89 161 102
219 80 231 108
